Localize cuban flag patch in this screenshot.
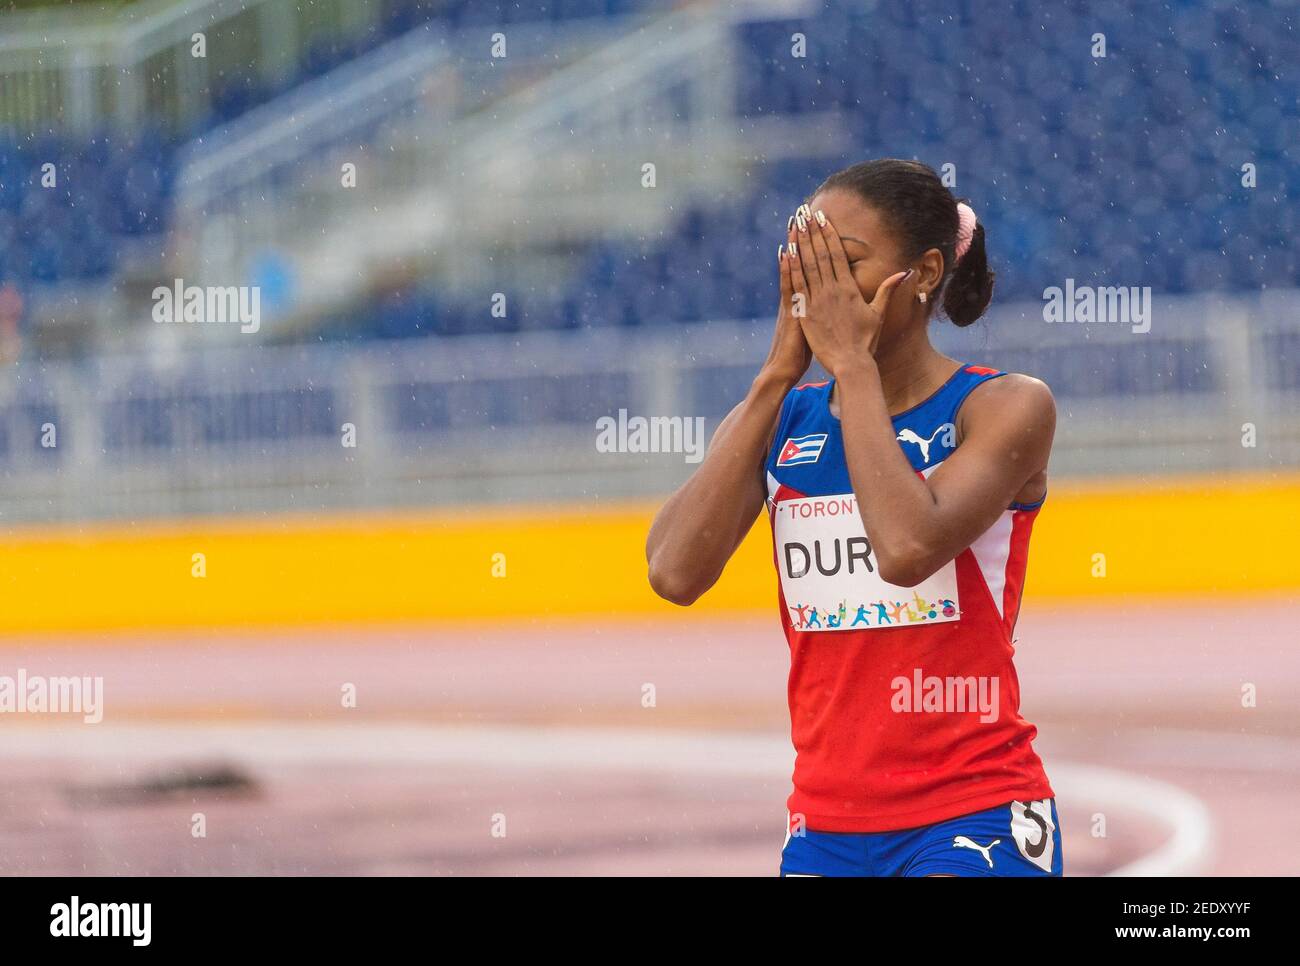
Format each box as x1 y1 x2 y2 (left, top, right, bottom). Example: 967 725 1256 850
777 433 828 467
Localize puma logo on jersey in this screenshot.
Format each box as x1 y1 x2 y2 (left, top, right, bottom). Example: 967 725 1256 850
952 835 1000 868
896 422 955 464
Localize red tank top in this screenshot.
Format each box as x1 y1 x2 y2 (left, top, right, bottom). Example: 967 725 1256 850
765 365 1053 832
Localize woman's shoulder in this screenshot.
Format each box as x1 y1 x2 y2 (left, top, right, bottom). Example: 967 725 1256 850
781 377 833 411
960 370 1057 436
985 370 1054 402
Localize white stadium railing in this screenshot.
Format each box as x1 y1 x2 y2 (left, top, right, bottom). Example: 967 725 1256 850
0 0 393 133
0 289 1296 523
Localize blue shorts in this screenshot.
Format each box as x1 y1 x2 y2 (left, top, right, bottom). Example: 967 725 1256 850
780 799 1063 877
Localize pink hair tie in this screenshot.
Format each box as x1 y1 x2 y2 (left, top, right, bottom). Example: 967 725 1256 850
954 202 977 261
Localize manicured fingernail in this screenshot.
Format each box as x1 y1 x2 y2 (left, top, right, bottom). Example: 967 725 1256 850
903 269 914 280
798 204 811 219
787 216 795 232
777 244 784 261
814 210 826 227
796 214 807 233
789 241 798 258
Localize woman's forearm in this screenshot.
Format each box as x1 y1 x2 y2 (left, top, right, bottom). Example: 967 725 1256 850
646 369 793 605
836 366 941 584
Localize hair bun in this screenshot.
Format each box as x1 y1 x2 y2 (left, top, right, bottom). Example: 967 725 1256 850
942 221 995 327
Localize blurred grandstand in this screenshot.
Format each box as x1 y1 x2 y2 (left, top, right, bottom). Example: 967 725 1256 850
0 0 1296 520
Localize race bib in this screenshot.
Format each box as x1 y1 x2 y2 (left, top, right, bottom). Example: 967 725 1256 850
772 493 960 632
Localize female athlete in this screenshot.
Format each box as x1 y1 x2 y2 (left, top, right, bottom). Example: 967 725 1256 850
645 159 1061 877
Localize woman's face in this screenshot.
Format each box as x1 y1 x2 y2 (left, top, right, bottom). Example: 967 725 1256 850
805 188 935 346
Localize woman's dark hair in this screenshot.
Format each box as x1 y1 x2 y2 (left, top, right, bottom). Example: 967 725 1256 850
813 159 995 327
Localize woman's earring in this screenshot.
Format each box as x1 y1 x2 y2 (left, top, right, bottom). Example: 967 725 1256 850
918 291 928 304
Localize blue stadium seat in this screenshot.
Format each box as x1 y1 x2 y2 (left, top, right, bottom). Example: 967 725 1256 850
0 0 1294 335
